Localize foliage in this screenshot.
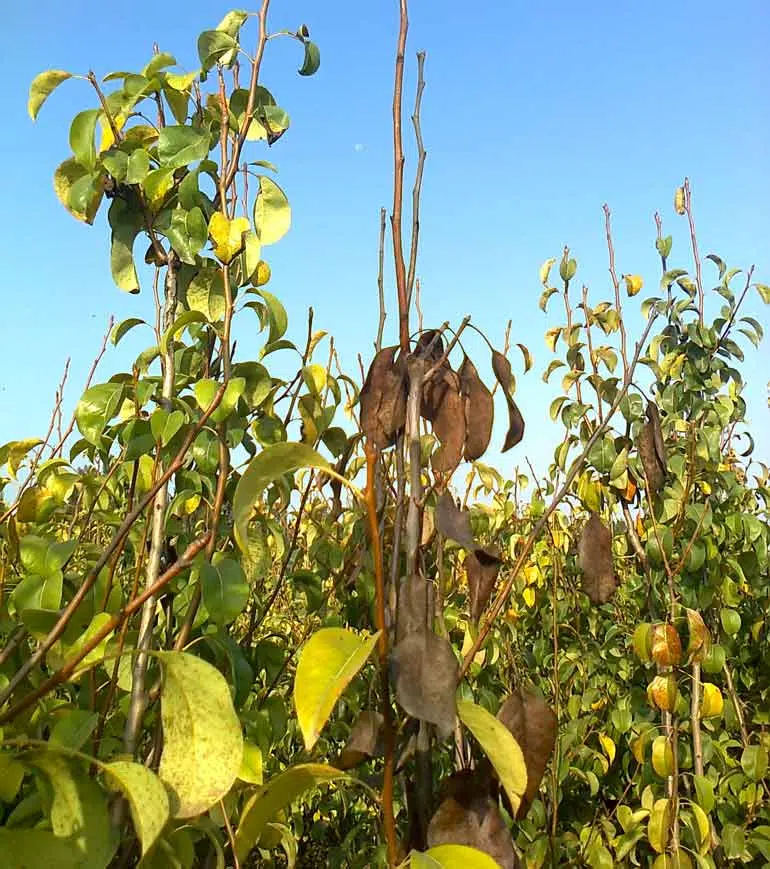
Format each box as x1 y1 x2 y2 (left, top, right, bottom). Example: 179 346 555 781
1 4 769 869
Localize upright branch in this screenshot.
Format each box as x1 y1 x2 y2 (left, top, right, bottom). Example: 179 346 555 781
682 178 704 324
405 51 427 308
603 204 630 378
391 0 410 352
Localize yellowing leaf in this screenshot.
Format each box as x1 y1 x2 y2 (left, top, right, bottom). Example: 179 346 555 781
208 212 250 263
624 274 644 296
294 627 381 750
158 651 244 818
652 735 674 777
599 733 616 765
648 797 671 853
456 699 527 817
28 70 72 120
234 764 346 862
254 176 291 245
254 259 271 286
701 683 723 718
412 844 501 868
522 587 535 607
103 761 169 856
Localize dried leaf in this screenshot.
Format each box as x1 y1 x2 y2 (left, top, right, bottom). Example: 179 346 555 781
359 346 406 450
415 329 445 363
428 770 519 869
638 401 666 493
397 573 429 640
336 710 384 770
459 356 494 461
435 492 476 549
578 513 616 604
467 546 501 623
423 367 466 473
391 627 458 738
497 690 557 820
491 350 524 451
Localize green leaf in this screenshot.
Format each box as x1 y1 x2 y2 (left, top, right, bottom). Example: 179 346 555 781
0 829 82 868
28 69 72 120
108 199 142 292
198 31 239 72
53 158 104 223
143 167 176 211
157 651 244 818
103 761 169 856
75 383 124 446
160 310 208 353
50 710 98 750
216 9 249 37
254 176 291 245
456 699 527 817
233 443 332 551
186 263 226 321
157 125 210 170
25 751 117 866
298 41 321 76
741 745 768 782
142 52 177 78
193 376 245 423
163 205 208 265
201 555 250 626
294 627 381 750
411 845 501 868
693 774 714 812
111 317 146 346
69 109 100 171
754 283 770 304
255 288 288 347
233 765 346 863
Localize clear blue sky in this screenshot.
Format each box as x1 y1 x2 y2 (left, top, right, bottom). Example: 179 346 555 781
2 0 769 475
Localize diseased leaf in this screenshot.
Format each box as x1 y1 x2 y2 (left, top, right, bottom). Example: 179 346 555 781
359 346 407 450
158 651 244 818
397 573 429 639
427 770 518 869
467 547 501 623
337 710 384 770
435 493 476 549
491 350 524 451
391 627 458 738
233 765 346 863
103 761 169 856
54 158 104 224
294 627 380 751
578 513 616 604
496 690 557 820
423 366 466 473
638 401 666 492
458 356 494 461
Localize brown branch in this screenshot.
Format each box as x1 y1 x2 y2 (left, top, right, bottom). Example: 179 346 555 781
376 207 388 351
391 0 410 353
0 535 211 725
603 204 630 379
722 661 749 746
364 444 398 867
682 178 704 324
405 51 427 308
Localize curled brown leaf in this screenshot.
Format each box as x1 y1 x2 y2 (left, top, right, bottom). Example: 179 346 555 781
578 513 616 604
467 545 501 623
459 355 494 461
491 349 524 451
359 345 406 450
336 709 384 770
638 400 666 493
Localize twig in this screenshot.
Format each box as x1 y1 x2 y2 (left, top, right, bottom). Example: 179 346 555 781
364 444 398 867
390 0 410 352
405 51 427 308
682 178 704 324
376 208 388 352
722 662 749 746
603 205 630 379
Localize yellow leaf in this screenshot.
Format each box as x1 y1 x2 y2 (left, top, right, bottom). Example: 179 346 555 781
674 186 686 215
701 683 723 718
652 735 674 777
522 586 535 607
253 260 271 286
208 213 251 264
624 274 644 297
599 733 616 764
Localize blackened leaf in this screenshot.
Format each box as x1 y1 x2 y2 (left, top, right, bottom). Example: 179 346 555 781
467 546 501 623
578 513 616 604
497 690 558 820
397 574 429 640
336 710 384 770
491 350 524 451
435 492 476 549
423 368 465 473
359 346 406 450
459 356 494 461
391 627 458 738
427 771 519 869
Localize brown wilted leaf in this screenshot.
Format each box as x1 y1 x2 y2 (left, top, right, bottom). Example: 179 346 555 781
467 545 501 623
336 710 384 770
427 770 519 869
497 690 557 820
459 356 494 461
414 328 445 363
423 367 466 473
491 350 525 451
578 513 616 604
359 345 406 450
397 573 429 640
435 492 476 549
391 626 458 738
638 401 666 493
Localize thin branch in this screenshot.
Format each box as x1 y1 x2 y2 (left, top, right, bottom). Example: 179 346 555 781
682 178 705 324
603 204 630 379
391 0 410 352
405 51 427 308
376 208 388 351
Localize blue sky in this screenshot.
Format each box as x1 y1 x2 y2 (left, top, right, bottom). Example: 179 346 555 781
2 0 768 476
